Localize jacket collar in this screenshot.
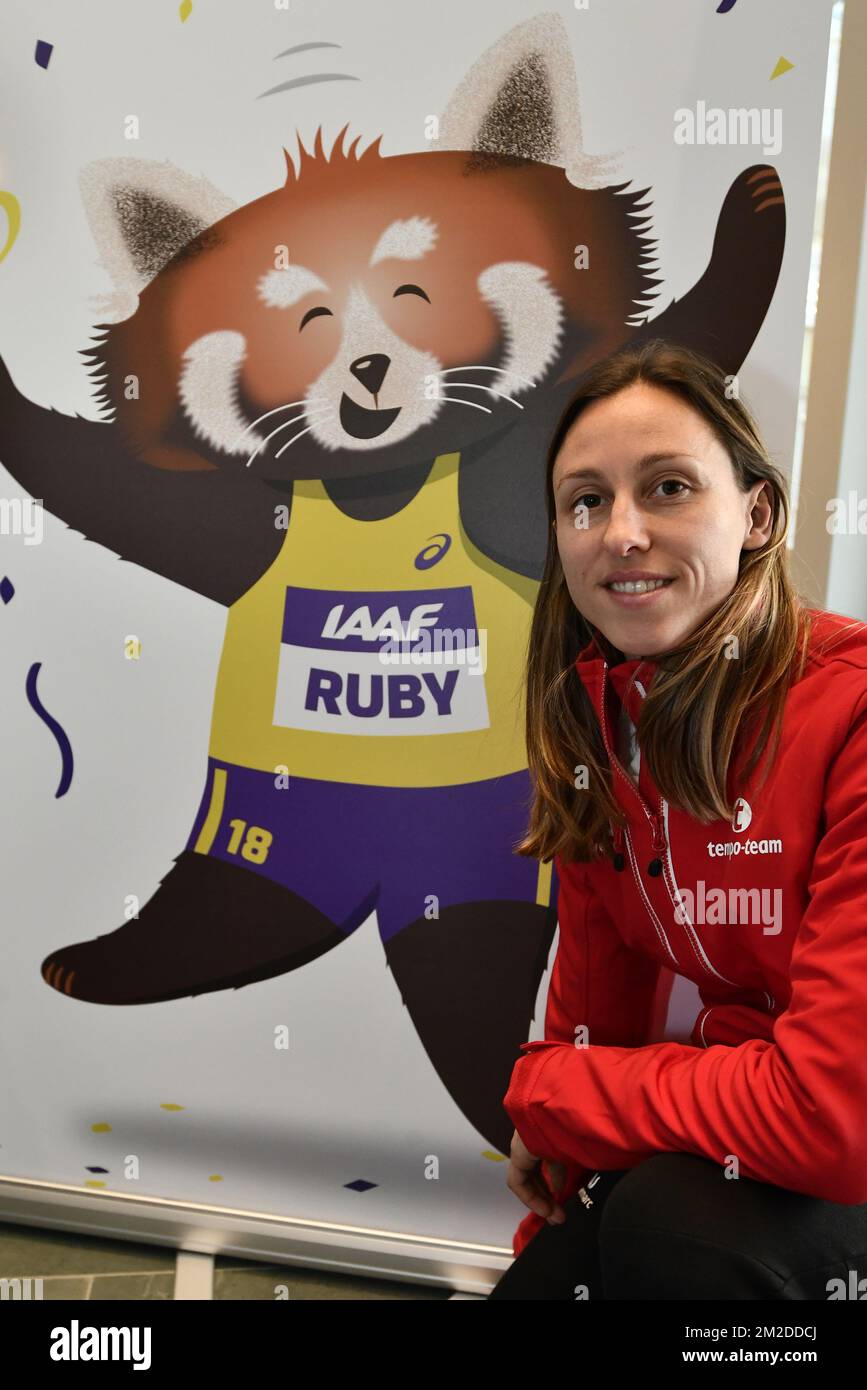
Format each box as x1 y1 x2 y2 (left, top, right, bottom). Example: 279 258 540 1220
574 624 659 729
572 624 669 850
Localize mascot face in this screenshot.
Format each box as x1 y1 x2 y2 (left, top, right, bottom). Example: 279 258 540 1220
79 145 657 483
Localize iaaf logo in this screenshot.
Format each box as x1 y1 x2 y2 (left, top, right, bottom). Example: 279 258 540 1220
321 600 488 675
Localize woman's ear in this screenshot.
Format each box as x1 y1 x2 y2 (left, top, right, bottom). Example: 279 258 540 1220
742 480 774 552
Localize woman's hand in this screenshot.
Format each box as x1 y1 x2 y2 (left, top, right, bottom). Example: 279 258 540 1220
507 1129 567 1224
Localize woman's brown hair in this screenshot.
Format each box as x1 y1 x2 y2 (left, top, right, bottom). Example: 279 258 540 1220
515 337 814 867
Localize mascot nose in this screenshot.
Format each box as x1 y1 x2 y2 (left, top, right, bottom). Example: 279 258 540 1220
349 353 390 398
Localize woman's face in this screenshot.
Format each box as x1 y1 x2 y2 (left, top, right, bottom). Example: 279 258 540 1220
552 381 773 660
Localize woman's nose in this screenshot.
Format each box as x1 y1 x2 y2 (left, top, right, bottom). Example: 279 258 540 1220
602 498 650 552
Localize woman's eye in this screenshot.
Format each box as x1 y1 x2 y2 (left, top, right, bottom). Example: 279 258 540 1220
569 480 689 516
573 493 601 512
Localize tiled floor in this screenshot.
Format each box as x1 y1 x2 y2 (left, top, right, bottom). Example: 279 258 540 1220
0 1221 457 1299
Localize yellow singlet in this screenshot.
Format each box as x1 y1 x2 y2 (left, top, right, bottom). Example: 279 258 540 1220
207 451 538 787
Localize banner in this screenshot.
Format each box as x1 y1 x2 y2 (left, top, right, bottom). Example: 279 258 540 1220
0 0 836 1265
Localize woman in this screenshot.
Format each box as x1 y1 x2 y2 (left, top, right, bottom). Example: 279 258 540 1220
488 338 867 1300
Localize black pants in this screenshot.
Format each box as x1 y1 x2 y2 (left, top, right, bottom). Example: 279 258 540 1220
488 1153 867 1299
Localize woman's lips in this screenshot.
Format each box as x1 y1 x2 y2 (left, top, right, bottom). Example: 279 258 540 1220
602 578 676 607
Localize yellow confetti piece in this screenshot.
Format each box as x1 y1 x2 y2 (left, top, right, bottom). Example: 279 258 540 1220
159 1103 185 1111
770 56 794 81
482 1150 508 1163
0 191 21 263
84 1180 107 1189
208 1174 223 1182
179 0 193 21
90 1122 112 1133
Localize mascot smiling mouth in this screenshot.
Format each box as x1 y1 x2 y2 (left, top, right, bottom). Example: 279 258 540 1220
340 390 402 440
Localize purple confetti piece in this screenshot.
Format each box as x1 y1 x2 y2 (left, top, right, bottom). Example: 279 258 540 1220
35 41 53 70
25 661 74 796
0 576 13 604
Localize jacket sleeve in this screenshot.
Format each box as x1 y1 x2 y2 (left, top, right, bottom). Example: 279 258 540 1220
504 691 867 1206
508 855 664 1257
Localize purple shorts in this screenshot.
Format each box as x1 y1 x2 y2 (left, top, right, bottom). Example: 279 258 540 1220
185 759 559 944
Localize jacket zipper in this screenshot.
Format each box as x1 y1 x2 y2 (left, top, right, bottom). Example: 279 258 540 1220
603 667 739 995
600 661 733 989
583 656 778 1006
656 794 740 986
599 663 666 850
598 662 682 970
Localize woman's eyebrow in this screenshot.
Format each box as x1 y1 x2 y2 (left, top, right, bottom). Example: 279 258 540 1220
555 452 693 490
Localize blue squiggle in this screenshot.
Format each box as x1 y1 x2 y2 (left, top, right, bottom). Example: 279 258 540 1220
25 662 74 797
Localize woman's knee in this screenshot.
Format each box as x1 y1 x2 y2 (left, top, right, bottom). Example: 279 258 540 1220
599 1152 711 1232
597 1154 785 1299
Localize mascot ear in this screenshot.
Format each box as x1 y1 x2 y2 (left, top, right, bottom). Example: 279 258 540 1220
432 9 627 189
77 157 237 320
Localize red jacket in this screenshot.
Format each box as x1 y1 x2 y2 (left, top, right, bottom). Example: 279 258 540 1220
503 606 867 1259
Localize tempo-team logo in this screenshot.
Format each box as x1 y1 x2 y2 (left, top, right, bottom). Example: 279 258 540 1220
707 799 784 857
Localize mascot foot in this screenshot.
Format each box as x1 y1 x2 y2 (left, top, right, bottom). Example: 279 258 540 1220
41 850 345 1005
